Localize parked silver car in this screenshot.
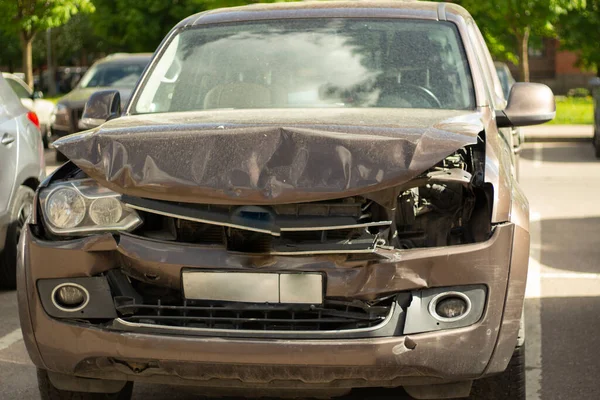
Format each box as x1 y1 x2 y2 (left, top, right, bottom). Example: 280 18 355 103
2 72 55 148
0 74 45 288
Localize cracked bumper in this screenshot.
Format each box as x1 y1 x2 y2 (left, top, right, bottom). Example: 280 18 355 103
17 222 528 388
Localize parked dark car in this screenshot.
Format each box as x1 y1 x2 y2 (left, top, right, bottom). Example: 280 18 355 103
50 53 151 160
591 77 600 158
20 2 555 399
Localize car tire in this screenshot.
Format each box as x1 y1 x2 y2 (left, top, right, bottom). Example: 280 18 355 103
594 129 600 159
37 369 134 400
467 344 525 400
0 185 35 289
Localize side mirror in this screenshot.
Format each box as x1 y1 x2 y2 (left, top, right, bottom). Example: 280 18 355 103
32 91 44 100
496 83 555 128
78 90 121 130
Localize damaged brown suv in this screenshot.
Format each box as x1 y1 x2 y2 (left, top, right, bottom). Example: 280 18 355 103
18 2 556 399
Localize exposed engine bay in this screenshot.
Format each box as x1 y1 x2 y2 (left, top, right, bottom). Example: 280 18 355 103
116 145 492 254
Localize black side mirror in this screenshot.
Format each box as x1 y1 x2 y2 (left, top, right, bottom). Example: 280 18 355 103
32 91 44 100
78 90 121 130
496 83 556 128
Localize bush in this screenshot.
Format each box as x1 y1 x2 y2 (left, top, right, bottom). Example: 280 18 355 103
567 87 591 98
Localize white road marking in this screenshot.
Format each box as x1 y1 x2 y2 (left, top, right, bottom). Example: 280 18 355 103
533 143 543 168
0 329 23 352
525 211 542 400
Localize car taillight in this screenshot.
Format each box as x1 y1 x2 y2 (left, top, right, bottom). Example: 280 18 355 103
27 111 40 129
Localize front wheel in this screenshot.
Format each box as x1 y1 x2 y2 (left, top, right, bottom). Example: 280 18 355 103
468 344 525 400
594 129 600 159
37 369 133 400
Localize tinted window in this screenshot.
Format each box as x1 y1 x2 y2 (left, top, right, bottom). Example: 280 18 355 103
135 19 475 113
0 76 24 121
78 62 147 89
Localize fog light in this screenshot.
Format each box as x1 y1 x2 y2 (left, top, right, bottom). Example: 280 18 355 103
429 292 471 322
52 283 89 312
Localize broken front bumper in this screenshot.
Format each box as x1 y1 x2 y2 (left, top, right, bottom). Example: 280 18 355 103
17 222 528 388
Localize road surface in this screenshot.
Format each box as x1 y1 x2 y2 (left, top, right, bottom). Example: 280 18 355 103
1 142 599 399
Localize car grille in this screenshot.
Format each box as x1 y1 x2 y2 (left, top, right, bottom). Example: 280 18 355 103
114 297 394 332
124 196 392 255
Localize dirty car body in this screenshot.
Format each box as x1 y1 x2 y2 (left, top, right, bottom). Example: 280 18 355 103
19 2 555 399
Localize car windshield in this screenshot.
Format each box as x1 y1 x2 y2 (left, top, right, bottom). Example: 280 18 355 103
134 19 475 113
78 62 147 89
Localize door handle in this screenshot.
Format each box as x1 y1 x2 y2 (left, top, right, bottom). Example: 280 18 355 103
1 133 15 145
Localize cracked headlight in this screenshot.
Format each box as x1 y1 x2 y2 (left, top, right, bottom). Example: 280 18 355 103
40 179 142 236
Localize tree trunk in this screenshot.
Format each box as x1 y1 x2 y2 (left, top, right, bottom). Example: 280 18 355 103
19 31 35 88
516 27 531 82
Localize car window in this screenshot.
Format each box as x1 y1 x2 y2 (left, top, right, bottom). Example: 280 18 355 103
6 76 31 99
0 76 25 122
78 62 147 89
134 19 476 113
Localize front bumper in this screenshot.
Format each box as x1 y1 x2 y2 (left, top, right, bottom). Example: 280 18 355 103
18 222 528 388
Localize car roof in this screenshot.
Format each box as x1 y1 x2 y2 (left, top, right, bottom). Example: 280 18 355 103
176 1 471 28
94 53 154 66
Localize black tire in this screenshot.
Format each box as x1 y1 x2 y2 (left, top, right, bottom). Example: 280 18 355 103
594 129 600 159
468 344 525 400
37 369 133 400
0 185 35 289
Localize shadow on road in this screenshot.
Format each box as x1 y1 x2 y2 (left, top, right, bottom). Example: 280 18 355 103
131 385 411 400
534 217 600 274
520 143 597 163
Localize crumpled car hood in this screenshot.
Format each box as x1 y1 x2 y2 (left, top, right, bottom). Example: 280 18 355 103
53 108 483 205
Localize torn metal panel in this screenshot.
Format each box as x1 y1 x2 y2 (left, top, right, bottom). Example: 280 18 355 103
53 108 483 205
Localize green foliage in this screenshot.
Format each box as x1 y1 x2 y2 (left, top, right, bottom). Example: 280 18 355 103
548 96 594 125
89 0 289 53
0 30 21 71
558 0 600 74
440 0 585 79
0 0 95 39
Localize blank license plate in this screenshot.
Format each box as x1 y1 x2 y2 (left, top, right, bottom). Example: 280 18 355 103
182 271 323 304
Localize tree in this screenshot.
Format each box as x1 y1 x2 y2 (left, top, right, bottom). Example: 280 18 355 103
441 0 585 82
558 0 600 77
0 30 21 73
0 0 95 87
89 0 291 54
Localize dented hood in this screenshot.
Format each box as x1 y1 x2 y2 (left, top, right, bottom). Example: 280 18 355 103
54 108 483 205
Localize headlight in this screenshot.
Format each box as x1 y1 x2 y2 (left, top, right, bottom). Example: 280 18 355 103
39 179 142 236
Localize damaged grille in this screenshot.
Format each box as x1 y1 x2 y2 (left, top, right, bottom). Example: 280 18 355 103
115 297 394 332
124 195 391 254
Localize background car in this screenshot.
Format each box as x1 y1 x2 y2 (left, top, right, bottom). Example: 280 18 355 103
591 77 600 158
2 72 55 148
50 53 152 160
0 74 45 288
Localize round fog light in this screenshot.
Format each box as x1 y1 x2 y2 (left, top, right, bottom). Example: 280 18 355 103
52 283 89 312
429 292 471 322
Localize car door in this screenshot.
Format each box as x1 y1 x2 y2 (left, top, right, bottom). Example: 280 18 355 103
0 78 22 214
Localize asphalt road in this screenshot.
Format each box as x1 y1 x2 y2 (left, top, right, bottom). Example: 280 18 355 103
1 142 599 399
